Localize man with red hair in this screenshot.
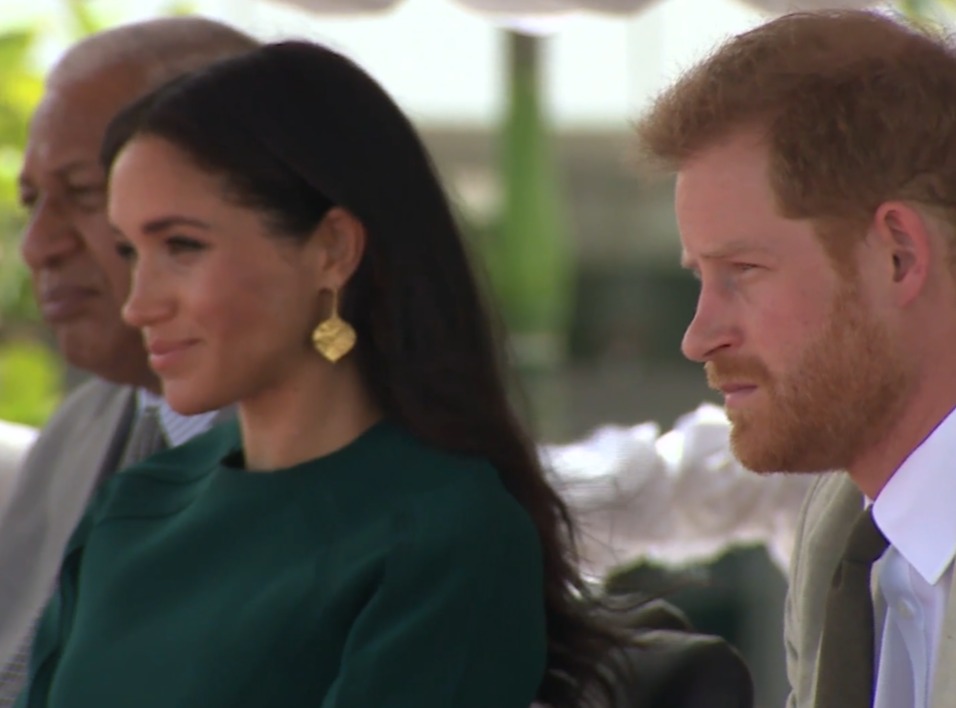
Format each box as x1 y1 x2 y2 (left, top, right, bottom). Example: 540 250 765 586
639 9 956 708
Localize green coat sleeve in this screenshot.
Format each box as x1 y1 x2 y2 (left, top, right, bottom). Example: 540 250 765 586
321 477 547 707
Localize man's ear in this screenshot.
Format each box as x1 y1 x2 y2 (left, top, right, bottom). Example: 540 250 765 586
872 201 932 306
310 206 366 289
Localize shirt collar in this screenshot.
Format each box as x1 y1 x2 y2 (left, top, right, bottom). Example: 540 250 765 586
872 406 956 585
134 388 219 448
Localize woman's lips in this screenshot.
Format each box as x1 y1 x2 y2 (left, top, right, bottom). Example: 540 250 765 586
146 339 198 373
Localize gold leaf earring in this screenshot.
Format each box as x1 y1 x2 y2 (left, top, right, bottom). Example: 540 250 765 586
311 288 356 363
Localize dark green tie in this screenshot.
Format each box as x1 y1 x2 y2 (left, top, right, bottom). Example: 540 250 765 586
814 507 889 708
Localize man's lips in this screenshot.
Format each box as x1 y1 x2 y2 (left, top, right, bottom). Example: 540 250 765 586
38 285 98 323
716 383 759 407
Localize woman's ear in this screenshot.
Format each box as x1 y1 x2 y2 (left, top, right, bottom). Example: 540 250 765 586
312 206 367 289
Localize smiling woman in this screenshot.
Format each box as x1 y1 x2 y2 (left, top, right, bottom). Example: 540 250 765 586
108 135 335 429
12 40 629 708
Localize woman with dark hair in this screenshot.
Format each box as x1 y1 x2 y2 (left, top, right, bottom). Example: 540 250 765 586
15 40 622 708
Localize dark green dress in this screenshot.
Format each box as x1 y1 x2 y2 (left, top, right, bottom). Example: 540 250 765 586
18 420 547 707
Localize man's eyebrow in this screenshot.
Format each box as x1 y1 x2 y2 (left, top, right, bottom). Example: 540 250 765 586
54 160 98 178
681 240 771 269
19 159 102 189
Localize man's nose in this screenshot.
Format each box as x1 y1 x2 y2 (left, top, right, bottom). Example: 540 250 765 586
681 286 740 362
20 197 82 270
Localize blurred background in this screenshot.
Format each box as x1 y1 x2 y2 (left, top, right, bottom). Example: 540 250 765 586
1 0 954 703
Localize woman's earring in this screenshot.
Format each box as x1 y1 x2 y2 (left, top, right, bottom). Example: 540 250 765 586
311 288 356 363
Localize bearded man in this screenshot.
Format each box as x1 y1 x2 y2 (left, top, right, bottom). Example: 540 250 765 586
638 9 956 708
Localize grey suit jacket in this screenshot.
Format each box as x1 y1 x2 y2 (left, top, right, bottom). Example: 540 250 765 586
785 471 956 708
0 378 134 666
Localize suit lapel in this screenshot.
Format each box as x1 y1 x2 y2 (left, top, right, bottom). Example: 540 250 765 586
0 380 135 665
796 473 862 706
930 570 956 708
46 384 135 516
94 390 137 480
813 476 956 708
209 405 237 429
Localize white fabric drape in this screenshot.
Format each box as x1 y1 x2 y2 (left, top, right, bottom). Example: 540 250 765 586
541 403 814 575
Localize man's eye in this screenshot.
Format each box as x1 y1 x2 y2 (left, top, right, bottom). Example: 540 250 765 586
19 192 36 211
68 185 106 208
115 242 136 262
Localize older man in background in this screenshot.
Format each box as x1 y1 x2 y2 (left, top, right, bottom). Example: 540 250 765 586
0 18 259 705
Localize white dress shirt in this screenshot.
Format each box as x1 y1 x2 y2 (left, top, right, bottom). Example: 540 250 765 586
136 389 219 447
872 407 956 708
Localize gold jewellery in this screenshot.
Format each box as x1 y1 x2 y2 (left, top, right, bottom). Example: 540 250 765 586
311 288 356 363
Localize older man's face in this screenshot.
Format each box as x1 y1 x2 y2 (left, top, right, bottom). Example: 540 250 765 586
19 65 156 388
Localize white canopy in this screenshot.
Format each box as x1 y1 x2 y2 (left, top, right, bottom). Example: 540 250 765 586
271 0 879 18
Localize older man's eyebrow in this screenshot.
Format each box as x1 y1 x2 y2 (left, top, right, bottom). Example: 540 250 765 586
54 159 99 178
18 159 99 192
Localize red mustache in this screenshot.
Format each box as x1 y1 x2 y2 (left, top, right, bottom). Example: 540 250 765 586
705 355 773 391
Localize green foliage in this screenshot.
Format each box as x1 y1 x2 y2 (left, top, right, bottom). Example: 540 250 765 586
63 0 104 36
0 338 62 426
898 0 956 18
0 26 42 326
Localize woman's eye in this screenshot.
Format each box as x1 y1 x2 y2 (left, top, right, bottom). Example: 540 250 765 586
166 236 206 254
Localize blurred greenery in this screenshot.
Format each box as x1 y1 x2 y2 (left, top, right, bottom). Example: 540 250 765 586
495 32 573 371
0 26 43 326
0 339 62 425
899 0 956 18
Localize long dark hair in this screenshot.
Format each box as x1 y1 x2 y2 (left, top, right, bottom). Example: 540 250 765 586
102 40 621 705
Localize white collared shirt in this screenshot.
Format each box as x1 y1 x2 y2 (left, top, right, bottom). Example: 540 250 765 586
871 407 956 708
136 389 219 447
